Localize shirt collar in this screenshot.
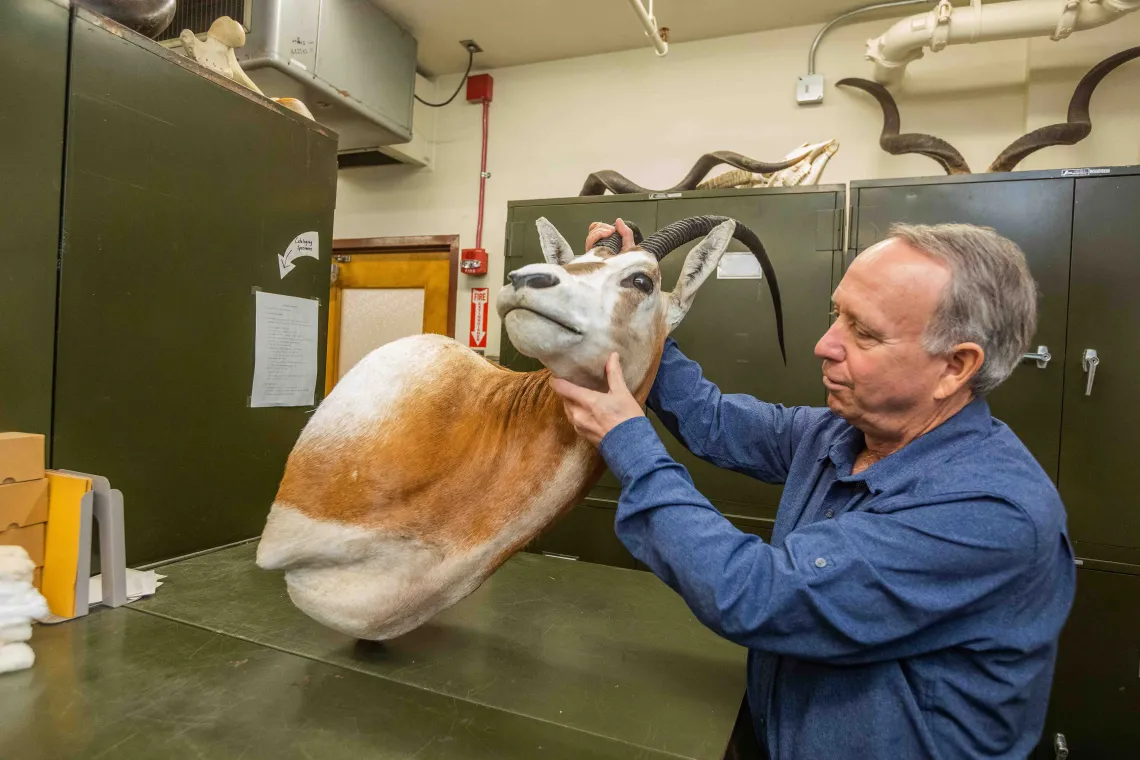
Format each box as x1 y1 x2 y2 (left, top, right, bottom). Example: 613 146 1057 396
822 397 993 494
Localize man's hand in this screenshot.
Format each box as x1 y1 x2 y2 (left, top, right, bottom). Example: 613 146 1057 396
550 353 644 447
585 218 638 253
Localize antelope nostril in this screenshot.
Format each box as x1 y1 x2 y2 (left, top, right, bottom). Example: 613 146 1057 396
509 272 560 290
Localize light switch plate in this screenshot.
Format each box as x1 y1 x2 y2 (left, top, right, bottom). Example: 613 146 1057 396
797 74 824 105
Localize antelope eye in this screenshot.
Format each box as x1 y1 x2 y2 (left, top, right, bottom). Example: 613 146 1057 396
623 273 654 294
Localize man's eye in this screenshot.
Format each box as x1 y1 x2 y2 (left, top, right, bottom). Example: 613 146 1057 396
625 273 654 294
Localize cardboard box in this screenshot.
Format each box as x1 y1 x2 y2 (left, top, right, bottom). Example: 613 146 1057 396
0 432 45 485
32 567 42 590
0 522 46 567
0 479 49 531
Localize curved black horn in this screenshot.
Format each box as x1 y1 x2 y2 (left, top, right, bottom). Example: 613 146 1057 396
593 220 644 254
988 46 1140 172
580 151 803 196
836 77 972 175
641 216 785 363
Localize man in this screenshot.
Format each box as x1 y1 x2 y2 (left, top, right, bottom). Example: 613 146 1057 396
550 219 1075 760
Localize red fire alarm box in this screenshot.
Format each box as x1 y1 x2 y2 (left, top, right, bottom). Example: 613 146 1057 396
466 74 493 104
460 247 488 276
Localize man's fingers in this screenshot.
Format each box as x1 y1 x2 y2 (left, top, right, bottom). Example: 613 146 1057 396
615 219 637 252
584 223 616 251
605 353 629 394
550 376 597 406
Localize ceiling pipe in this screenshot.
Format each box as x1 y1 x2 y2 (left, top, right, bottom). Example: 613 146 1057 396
867 0 1140 87
626 0 668 56
799 0 935 104
809 0 935 75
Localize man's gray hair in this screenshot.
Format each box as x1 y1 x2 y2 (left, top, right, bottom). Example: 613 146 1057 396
887 223 1037 395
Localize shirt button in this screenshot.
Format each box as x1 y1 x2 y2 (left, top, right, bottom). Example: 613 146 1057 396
825 509 834 519
814 557 827 568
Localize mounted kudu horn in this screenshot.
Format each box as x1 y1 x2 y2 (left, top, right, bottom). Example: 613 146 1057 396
837 46 1140 175
579 151 803 196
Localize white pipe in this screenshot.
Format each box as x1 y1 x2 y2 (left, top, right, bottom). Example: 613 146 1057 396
626 0 668 56
867 0 1140 86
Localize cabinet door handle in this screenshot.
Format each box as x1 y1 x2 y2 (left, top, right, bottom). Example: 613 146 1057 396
1022 345 1051 369
1053 732 1069 759
1082 349 1099 396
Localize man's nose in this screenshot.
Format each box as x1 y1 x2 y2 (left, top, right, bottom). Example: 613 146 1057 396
815 321 845 362
508 271 560 290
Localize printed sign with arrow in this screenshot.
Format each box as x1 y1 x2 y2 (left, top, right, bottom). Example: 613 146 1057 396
470 288 489 348
278 231 320 279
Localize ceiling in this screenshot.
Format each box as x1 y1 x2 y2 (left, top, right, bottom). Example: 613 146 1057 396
372 0 938 76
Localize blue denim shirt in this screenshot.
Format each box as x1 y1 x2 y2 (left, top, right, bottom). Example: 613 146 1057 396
599 338 1075 760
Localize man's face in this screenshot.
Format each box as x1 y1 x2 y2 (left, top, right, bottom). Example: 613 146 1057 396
813 238 954 436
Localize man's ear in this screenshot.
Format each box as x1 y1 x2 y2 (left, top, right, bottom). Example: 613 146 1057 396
536 217 575 266
666 220 736 330
935 342 985 400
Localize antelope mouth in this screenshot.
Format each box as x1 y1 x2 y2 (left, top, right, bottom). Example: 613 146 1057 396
502 307 583 336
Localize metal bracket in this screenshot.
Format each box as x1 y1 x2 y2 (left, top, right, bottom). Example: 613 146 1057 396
1053 733 1069 760
1053 0 1082 41
931 0 954 52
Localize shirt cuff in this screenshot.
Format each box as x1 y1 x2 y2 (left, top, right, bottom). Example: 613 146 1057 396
599 416 671 483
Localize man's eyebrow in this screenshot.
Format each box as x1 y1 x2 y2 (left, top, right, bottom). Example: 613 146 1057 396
832 299 885 338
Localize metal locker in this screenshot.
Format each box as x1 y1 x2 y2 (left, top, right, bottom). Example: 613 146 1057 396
51 9 338 565
1058 171 1140 566
0 0 69 439
1033 567 1140 758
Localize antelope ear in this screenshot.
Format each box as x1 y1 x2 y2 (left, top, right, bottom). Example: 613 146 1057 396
535 217 575 266
666 219 735 331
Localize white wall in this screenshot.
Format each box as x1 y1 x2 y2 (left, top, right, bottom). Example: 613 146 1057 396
334 12 1140 356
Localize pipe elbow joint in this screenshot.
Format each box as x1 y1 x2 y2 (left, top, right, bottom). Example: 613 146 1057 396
866 34 925 86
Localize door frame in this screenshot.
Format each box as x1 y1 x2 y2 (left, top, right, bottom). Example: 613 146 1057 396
327 235 460 394
331 234 461 338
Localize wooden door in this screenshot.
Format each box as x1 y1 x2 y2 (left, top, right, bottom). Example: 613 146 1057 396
327 250 453 394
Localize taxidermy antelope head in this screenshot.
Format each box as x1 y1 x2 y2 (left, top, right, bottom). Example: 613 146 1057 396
837 46 1140 174
256 216 784 641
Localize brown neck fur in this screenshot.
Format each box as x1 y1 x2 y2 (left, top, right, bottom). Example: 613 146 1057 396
282 336 667 559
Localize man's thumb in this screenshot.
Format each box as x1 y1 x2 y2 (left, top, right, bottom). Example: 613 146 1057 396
606 353 628 393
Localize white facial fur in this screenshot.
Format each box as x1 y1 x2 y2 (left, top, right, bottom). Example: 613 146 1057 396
497 217 736 390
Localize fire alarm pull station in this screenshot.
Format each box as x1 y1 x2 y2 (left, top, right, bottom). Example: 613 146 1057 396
460 248 489 276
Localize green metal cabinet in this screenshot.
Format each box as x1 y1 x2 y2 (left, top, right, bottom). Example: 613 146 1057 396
49 10 338 565
850 174 1074 482
1058 173 1140 569
0 0 69 439
503 186 845 566
1034 567 1140 759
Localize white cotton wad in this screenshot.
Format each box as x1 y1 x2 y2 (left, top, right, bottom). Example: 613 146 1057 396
0 546 50 675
